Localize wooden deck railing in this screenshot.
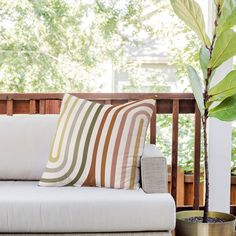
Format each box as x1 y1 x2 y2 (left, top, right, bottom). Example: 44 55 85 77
0 93 201 210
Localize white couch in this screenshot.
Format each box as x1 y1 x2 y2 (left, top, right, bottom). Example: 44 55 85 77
0 115 175 235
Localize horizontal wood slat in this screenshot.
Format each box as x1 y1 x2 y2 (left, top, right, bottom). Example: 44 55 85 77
0 92 195 100
0 93 195 114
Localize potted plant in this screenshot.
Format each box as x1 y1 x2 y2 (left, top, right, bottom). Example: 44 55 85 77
171 0 236 235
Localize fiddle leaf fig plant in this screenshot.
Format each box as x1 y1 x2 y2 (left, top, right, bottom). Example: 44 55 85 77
171 0 236 223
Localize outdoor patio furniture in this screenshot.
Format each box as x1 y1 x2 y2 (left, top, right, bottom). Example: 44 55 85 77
0 104 175 235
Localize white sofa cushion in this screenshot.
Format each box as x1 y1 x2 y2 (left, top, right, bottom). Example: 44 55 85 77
0 115 162 180
0 181 175 232
0 115 58 180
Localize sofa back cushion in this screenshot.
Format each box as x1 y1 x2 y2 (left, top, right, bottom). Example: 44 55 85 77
0 115 58 180
0 114 156 181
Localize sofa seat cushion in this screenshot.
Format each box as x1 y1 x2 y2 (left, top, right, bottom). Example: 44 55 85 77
0 181 175 233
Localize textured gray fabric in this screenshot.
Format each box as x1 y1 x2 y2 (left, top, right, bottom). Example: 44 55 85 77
141 156 168 193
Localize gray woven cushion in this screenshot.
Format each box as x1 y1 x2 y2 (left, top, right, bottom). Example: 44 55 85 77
141 145 168 193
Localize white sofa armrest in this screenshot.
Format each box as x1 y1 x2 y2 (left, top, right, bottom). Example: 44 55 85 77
141 144 168 193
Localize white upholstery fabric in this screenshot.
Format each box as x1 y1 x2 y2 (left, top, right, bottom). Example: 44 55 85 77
0 115 58 180
0 115 163 180
0 181 176 233
2 233 172 236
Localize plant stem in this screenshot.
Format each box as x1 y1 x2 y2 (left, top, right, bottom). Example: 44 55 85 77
202 113 209 222
203 67 210 223
202 4 221 223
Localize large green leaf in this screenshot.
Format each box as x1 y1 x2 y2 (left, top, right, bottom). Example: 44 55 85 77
217 0 236 35
187 65 205 115
199 46 210 79
208 94 236 121
208 70 236 102
209 29 236 69
171 0 211 47
217 10 236 35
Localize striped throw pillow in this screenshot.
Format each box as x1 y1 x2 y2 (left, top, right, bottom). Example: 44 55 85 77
39 94 155 189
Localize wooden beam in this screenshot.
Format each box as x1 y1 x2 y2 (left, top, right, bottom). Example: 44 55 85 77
0 92 195 101
0 93 196 114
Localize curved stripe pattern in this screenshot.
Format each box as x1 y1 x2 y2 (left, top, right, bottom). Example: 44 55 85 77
39 94 155 189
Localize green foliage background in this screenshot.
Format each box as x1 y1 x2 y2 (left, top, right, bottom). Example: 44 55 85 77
0 0 235 174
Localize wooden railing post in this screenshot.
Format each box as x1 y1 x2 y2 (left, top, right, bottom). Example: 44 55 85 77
6 99 13 116
150 100 157 144
171 99 179 203
39 100 46 114
29 100 37 114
